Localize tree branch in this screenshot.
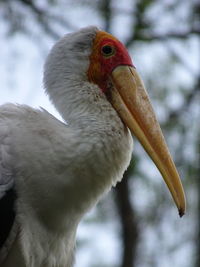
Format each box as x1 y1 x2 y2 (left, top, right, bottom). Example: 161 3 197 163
98 0 112 32
140 28 200 41
17 0 76 39
169 76 200 121
126 28 200 47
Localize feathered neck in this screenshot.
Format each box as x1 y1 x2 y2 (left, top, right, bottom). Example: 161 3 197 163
42 26 134 218
28 26 134 266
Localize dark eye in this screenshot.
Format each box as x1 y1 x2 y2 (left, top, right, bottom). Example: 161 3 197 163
101 45 115 57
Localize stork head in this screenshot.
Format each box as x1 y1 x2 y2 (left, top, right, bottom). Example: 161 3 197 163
44 26 186 216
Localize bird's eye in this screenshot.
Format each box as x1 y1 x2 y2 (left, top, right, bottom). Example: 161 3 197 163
101 45 115 57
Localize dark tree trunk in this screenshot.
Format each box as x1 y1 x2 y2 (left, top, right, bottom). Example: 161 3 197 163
115 165 139 267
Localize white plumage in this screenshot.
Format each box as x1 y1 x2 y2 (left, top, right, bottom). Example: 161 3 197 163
0 26 185 267
0 27 132 267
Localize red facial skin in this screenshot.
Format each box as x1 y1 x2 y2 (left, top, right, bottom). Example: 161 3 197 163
99 38 133 76
88 32 134 92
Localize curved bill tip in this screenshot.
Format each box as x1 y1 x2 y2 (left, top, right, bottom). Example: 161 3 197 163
179 207 185 218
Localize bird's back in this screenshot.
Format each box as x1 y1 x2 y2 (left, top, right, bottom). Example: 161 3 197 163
0 104 76 266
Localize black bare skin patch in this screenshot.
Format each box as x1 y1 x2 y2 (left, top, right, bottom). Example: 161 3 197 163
0 188 16 248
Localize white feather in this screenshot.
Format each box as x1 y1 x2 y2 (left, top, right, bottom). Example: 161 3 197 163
0 26 133 267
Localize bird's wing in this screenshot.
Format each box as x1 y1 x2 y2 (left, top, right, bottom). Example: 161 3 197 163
0 110 17 262
0 132 13 199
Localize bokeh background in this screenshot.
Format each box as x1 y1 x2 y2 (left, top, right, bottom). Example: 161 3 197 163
0 1 199 266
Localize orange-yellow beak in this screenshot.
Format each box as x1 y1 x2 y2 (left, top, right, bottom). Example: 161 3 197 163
110 65 186 216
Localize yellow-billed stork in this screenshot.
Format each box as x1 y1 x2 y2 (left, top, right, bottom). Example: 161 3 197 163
0 26 185 267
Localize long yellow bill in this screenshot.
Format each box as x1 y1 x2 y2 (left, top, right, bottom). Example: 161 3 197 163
110 65 186 217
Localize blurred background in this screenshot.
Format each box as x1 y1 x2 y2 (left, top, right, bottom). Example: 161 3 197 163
0 0 199 266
